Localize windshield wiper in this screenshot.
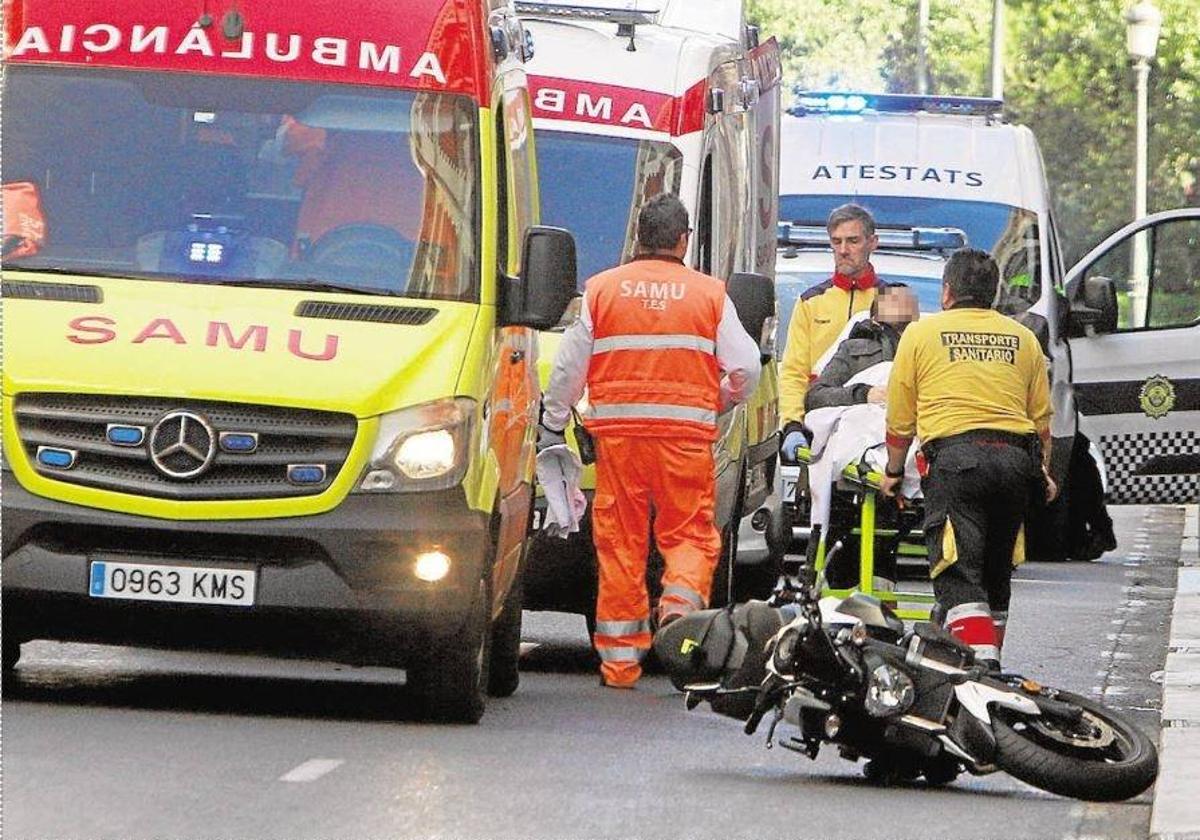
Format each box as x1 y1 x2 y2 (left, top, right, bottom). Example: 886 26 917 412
281 279 402 297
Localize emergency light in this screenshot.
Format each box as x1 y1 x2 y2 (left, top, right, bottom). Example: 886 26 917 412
514 1 660 25
792 91 1003 118
185 227 233 269
778 223 968 252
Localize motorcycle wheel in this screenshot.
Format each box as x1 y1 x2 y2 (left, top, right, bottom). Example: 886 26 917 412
991 689 1158 801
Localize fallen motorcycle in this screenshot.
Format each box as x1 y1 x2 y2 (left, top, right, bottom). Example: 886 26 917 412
653 575 1158 801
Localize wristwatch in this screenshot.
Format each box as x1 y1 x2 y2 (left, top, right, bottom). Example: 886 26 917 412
884 465 906 479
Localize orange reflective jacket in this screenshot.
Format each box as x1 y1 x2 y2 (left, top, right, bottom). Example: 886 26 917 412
585 256 725 441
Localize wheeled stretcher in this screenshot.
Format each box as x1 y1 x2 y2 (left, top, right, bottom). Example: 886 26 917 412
787 443 935 621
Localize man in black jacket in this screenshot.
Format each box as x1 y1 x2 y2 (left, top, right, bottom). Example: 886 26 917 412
805 284 920 413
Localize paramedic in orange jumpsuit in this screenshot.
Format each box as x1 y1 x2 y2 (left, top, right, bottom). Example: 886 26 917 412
539 194 762 689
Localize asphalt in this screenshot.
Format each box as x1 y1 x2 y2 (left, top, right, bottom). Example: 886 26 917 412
0 504 1190 840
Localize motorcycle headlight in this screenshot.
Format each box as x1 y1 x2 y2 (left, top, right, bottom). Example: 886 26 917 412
864 662 916 717
356 398 475 493
769 616 809 675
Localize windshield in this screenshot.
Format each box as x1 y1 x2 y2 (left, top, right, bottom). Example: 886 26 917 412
2 66 479 301
779 194 1043 315
536 131 683 289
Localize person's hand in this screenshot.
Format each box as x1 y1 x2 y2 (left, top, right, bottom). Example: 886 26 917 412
866 386 887 405
879 473 902 499
537 424 567 452
779 421 808 463
1043 465 1059 503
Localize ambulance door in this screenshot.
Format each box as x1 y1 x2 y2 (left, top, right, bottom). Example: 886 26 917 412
694 59 747 527
489 78 541 605
1065 208 1200 504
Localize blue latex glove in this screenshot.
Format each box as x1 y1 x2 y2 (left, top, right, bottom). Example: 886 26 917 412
780 430 809 465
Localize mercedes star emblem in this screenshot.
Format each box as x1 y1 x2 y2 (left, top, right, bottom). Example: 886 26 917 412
148 410 218 479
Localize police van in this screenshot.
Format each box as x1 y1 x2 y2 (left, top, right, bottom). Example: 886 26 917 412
516 0 783 616
777 92 1199 541
1 0 578 722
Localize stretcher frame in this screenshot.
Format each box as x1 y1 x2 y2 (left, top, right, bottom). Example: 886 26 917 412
794 446 935 621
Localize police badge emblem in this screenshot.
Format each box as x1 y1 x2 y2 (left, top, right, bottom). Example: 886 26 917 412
1138 375 1176 419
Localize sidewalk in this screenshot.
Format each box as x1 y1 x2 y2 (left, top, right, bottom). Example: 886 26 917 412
1151 501 1200 840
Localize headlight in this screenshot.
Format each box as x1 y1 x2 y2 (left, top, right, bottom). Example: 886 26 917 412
769 616 809 675
864 662 916 717
356 397 475 493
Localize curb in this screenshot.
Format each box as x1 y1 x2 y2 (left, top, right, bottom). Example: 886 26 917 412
1151 502 1200 840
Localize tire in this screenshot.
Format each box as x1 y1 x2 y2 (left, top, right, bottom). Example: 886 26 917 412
409 578 491 724
712 459 748 608
487 567 523 698
3 637 21 672
710 517 738 608
991 689 1158 801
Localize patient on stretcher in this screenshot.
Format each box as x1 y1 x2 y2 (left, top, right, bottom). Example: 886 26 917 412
799 285 922 590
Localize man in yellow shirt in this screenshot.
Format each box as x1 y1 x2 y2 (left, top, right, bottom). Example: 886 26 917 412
879 249 1056 669
779 204 887 437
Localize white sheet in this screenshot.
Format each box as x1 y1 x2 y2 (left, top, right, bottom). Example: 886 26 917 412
535 445 587 539
803 361 922 534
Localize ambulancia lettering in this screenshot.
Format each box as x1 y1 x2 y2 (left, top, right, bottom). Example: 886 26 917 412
533 87 654 129
66 316 340 361
10 24 445 81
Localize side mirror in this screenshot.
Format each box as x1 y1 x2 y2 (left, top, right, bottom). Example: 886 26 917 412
1067 274 1118 337
727 271 776 358
503 226 578 330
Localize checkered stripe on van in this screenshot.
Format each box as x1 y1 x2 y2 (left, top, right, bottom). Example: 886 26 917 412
1099 430 1200 504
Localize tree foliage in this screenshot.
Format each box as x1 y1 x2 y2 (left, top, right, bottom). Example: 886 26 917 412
749 0 1200 260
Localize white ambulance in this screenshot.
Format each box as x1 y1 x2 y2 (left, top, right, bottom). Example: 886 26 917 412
777 92 1199 538
517 0 784 614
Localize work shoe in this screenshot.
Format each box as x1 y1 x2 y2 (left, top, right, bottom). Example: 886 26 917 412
1089 529 1118 558
599 675 637 690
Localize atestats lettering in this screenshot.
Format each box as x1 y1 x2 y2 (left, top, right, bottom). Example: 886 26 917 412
812 164 984 188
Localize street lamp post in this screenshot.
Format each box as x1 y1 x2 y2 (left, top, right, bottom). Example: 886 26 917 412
1125 0 1163 327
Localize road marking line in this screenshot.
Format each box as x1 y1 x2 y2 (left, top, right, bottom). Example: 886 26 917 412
280 758 344 783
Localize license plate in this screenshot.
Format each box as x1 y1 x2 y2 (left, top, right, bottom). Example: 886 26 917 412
89 560 256 607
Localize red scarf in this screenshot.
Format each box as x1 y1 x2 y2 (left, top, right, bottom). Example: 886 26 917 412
832 263 878 292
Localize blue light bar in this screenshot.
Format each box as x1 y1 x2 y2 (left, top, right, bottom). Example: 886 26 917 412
792 91 1003 117
514 2 659 25
877 227 969 251
779 223 968 252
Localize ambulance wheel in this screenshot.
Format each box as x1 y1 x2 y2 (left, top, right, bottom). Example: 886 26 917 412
712 459 748 608
487 567 524 698
709 517 739 608
3 637 21 672
409 577 491 724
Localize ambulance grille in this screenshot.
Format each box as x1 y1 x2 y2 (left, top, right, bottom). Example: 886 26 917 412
2 280 103 303
294 300 437 325
13 393 358 501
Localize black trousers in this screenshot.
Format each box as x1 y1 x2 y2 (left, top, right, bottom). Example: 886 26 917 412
922 433 1042 618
